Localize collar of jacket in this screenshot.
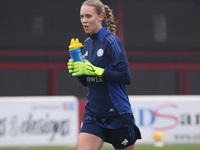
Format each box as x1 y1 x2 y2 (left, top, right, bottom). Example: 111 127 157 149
88 27 110 41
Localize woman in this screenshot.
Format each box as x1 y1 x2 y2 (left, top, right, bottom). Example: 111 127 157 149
68 0 141 150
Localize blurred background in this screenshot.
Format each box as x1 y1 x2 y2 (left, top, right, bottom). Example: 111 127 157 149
0 0 200 98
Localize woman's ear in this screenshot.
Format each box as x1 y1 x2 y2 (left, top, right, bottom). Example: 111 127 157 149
99 14 104 22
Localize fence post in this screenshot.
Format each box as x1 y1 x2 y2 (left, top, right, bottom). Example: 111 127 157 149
49 69 57 95
116 0 124 43
183 69 189 95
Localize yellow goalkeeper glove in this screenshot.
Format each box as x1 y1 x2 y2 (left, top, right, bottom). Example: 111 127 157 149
67 58 74 73
72 59 104 77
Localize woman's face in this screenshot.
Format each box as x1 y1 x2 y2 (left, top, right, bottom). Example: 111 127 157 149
80 5 104 34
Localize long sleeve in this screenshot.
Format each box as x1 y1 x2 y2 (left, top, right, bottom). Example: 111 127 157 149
102 64 131 85
102 35 132 85
77 75 88 86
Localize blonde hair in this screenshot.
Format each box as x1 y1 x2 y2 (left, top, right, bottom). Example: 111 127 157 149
82 0 117 35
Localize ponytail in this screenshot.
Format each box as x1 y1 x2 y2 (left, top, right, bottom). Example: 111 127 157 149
104 5 117 35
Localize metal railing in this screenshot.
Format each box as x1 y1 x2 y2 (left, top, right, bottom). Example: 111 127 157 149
0 50 200 95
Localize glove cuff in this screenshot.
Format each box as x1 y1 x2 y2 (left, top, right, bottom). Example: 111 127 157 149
95 67 104 77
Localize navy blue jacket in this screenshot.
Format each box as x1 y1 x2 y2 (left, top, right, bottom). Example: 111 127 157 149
78 27 133 118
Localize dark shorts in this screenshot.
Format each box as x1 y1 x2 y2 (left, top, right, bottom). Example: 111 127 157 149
80 119 141 149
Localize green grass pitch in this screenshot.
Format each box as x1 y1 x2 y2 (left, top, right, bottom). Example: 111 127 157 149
0 145 200 150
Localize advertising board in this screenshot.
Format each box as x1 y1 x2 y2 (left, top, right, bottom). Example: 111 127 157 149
129 96 200 144
0 96 78 147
